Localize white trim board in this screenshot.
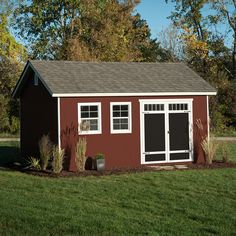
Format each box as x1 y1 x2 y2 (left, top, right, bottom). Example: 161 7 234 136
207 95 210 140
52 92 216 97
57 97 61 150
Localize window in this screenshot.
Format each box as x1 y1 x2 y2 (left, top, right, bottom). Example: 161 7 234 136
78 103 102 134
169 103 188 111
144 104 164 111
34 73 38 86
110 102 132 134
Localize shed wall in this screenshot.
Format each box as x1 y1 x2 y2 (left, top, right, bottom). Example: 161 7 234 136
60 96 208 171
20 69 58 159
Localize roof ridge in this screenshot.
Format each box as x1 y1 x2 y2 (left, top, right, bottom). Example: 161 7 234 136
29 60 185 65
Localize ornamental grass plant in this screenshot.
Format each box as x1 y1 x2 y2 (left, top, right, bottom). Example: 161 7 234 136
201 136 219 164
39 134 52 170
52 145 64 174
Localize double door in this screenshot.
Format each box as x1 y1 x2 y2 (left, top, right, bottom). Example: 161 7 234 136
140 99 193 164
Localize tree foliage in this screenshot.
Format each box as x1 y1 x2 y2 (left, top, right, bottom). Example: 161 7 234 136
0 1 26 133
14 0 168 62
14 0 81 59
165 0 236 131
158 24 184 61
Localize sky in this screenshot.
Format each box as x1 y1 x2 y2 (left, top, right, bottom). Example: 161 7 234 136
135 1 175 39
135 1 233 48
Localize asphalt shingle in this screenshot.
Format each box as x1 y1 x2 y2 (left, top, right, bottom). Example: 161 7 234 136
29 60 216 94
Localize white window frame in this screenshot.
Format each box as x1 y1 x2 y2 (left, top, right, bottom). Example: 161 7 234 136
78 102 102 135
110 102 132 134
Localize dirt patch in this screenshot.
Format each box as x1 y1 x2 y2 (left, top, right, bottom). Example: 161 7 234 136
8 160 235 178
21 166 154 178
187 161 236 170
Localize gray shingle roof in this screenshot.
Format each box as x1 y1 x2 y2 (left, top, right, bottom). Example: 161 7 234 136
29 60 217 95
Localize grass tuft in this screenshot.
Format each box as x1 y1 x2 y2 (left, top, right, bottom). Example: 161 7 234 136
27 156 41 170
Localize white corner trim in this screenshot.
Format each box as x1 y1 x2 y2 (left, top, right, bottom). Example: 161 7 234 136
110 102 132 134
207 95 210 140
57 97 61 150
52 92 217 97
77 102 102 135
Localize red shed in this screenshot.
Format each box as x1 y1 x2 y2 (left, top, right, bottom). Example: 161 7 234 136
13 60 216 171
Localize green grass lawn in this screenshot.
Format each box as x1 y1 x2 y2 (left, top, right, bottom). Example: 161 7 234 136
0 169 235 236
0 141 235 235
0 141 20 166
215 141 236 162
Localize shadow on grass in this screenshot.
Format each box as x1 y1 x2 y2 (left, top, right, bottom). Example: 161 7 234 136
0 144 20 167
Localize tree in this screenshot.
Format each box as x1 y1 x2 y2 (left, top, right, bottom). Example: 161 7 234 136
165 0 210 75
0 1 27 133
14 0 81 59
65 0 159 62
210 0 236 81
158 24 184 61
165 0 236 131
14 0 165 62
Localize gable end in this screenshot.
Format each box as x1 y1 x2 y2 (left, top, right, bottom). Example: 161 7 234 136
12 60 53 98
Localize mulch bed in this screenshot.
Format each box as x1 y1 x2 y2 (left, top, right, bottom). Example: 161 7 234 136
188 161 236 169
4 160 236 178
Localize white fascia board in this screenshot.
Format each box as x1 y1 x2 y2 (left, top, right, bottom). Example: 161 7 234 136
12 60 53 98
53 92 217 98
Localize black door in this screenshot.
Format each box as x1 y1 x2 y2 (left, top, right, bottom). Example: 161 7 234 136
144 114 166 162
169 113 190 160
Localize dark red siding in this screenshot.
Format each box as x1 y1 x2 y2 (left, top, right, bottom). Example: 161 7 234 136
60 96 208 171
20 69 58 160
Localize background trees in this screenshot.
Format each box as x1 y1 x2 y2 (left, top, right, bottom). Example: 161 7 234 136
0 0 26 134
14 0 166 62
165 0 236 132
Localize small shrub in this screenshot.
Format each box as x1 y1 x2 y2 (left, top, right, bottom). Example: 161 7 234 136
220 142 230 163
27 157 41 170
52 146 64 174
201 136 219 165
76 137 87 172
39 134 52 170
95 153 105 160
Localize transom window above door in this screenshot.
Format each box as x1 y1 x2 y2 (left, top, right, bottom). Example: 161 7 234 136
169 103 188 111
110 102 132 134
78 103 102 134
144 104 164 111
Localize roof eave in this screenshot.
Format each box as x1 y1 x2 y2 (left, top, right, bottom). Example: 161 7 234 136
52 91 217 98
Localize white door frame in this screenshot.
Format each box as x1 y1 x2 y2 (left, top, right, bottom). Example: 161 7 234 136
139 99 193 164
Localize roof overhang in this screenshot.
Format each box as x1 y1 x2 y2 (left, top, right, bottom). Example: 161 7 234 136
12 60 217 99
12 60 53 98
52 92 217 97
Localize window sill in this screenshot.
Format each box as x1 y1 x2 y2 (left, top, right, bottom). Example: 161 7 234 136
110 130 132 134
79 131 102 135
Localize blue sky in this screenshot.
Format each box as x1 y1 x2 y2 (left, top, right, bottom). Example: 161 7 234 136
135 1 175 39
135 1 233 47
